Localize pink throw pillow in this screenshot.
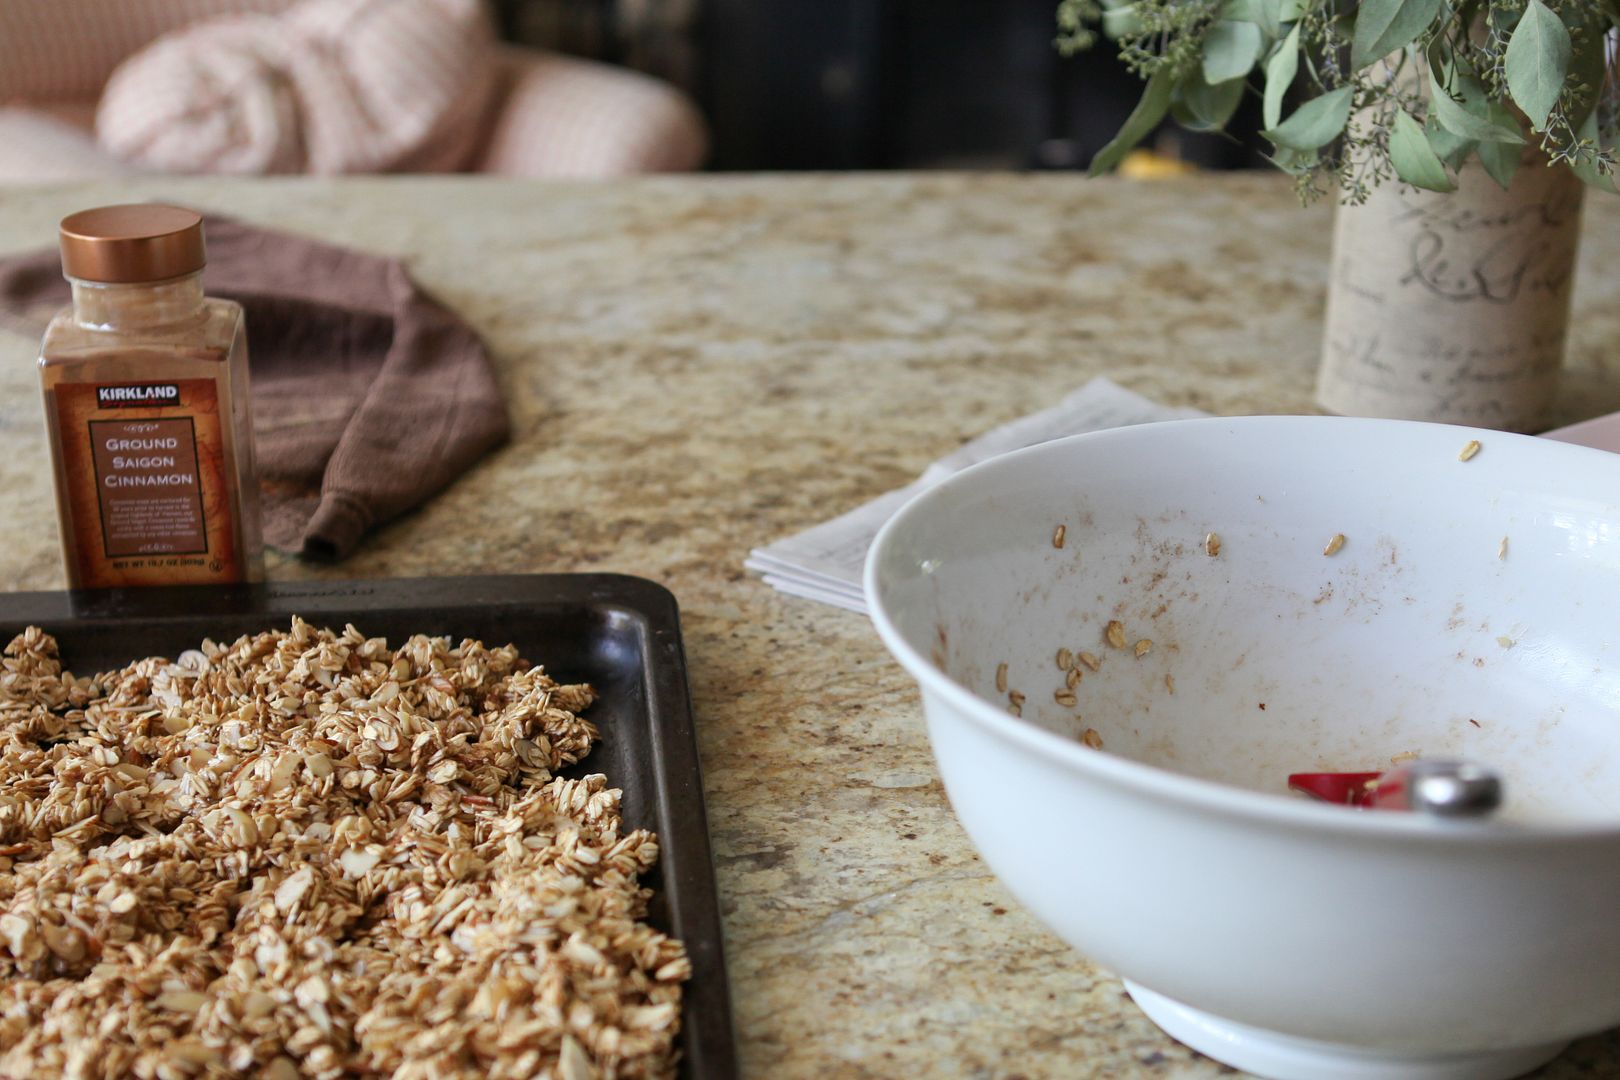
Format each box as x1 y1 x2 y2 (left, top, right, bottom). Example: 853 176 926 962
95 0 495 175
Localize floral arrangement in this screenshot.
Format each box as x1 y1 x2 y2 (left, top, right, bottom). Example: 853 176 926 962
1057 0 1618 199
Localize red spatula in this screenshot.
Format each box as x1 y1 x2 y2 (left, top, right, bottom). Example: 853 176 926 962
1289 761 1502 817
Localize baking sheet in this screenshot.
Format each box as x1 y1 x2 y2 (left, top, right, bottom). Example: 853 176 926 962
0 573 736 1080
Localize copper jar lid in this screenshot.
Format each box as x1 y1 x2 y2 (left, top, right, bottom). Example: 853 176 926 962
59 204 206 283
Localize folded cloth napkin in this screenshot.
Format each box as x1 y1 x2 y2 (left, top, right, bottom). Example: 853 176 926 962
0 214 510 560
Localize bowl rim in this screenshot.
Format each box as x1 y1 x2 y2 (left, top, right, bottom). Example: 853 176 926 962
864 414 1620 843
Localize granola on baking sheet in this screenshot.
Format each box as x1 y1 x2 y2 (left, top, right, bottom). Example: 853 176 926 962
0 620 688 1080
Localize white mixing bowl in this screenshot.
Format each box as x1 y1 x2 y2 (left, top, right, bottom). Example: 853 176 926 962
865 416 1620 1080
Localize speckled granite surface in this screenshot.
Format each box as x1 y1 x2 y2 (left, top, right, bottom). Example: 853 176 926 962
2 175 1618 1079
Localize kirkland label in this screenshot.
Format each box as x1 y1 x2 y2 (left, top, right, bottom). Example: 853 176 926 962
96 383 181 409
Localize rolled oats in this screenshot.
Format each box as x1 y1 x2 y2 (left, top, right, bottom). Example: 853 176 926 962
0 622 686 1079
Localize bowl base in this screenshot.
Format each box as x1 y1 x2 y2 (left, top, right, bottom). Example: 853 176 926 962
1124 981 1569 1080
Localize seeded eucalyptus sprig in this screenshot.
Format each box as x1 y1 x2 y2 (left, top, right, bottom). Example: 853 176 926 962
1057 0 1619 201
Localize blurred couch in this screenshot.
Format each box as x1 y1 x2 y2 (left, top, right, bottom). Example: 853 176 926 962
0 0 707 182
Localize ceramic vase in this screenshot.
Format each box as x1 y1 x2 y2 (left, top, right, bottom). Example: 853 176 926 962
1315 150 1585 432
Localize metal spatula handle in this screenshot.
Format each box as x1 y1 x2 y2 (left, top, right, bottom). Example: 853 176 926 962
1368 760 1502 817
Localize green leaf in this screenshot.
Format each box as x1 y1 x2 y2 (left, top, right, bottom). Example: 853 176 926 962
1350 0 1442 69
1224 0 1281 38
1256 0 1282 38
1423 116 1475 169
1570 108 1619 193
1178 69 1246 131
1089 68 1175 176
1504 0 1572 129
1203 21 1264 84
1477 140 1521 190
1389 108 1455 191
1263 85 1354 151
1429 70 1526 144
1262 147 1317 175
1101 4 1144 38
1570 161 1616 194
1263 25 1301 130
1279 0 1306 20
1488 101 1527 137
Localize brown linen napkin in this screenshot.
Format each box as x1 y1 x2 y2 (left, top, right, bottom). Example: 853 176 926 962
0 215 509 560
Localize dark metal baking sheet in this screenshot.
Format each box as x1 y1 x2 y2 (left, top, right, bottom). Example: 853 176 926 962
0 573 736 1080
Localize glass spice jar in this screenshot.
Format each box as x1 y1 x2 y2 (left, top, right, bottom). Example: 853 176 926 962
38 205 263 588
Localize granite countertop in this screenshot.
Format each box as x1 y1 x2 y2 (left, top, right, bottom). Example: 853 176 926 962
2 174 1618 1078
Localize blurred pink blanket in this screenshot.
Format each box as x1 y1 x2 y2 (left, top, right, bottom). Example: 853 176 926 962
95 0 495 174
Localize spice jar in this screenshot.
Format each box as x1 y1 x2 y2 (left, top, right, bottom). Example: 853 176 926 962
38 205 263 588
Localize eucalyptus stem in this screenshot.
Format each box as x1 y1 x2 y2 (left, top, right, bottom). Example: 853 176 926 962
1059 0 1618 199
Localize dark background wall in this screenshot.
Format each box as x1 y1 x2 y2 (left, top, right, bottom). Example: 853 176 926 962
494 0 1266 172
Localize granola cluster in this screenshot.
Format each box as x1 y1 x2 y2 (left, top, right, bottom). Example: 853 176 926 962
0 621 687 1080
